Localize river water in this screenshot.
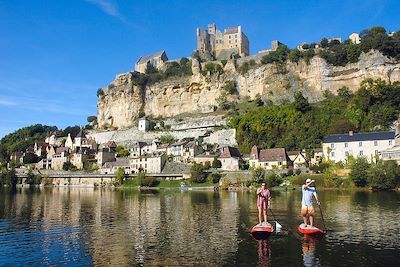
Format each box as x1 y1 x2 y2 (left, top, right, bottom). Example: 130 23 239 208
0 188 399 266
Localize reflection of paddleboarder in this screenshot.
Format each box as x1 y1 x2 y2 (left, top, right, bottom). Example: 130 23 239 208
257 239 271 267
257 183 271 225
301 179 320 227
302 236 320 267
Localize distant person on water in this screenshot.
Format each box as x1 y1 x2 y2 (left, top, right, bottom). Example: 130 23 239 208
257 182 271 225
301 179 320 227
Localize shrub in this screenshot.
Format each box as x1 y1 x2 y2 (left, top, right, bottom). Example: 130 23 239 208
190 163 207 183
142 176 158 187
97 88 104 97
208 173 221 184
238 62 250 75
115 145 129 157
87 116 97 123
160 134 175 144
295 169 302 175
265 171 282 187
261 44 290 64
222 80 237 94
350 157 370 187
251 167 265 182
62 162 77 171
114 167 126 186
368 160 399 191
212 157 222 168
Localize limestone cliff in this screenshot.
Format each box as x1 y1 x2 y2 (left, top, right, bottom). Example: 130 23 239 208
97 51 400 129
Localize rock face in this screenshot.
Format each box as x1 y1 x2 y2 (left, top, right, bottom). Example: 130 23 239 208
97 51 400 129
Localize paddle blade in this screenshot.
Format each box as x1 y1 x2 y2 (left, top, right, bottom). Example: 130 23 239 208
275 221 282 232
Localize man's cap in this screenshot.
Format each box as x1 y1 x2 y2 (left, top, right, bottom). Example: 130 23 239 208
306 178 312 183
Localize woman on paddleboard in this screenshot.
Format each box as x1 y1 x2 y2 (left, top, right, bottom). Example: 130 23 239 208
301 178 320 227
257 182 271 225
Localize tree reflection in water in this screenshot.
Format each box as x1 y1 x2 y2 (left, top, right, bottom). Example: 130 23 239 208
301 236 321 267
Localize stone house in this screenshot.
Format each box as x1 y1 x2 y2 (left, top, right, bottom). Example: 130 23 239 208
130 141 148 157
52 150 70 170
101 157 130 174
249 146 292 170
135 51 168 74
65 133 74 149
167 140 188 162
10 152 23 164
182 141 204 163
34 142 50 157
197 23 249 60
71 147 96 169
349 33 361 44
193 152 219 166
323 131 396 163
130 153 166 174
218 146 242 171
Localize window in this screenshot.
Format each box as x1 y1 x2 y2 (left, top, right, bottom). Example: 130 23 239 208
331 152 335 157
331 143 335 149
278 162 282 165
345 151 349 157
359 142 362 147
375 150 378 155
389 140 393 145
359 151 363 156
345 143 348 148
374 141 378 146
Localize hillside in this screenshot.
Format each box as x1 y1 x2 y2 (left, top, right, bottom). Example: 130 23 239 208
97 27 400 130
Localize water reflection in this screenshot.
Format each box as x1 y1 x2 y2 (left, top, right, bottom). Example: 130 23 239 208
257 239 271 267
0 188 399 266
301 236 320 267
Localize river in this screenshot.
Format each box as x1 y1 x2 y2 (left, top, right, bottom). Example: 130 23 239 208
0 188 399 266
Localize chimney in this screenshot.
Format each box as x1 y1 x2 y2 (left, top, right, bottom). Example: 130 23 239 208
349 131 353 136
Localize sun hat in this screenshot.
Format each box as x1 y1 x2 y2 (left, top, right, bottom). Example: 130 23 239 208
306 178 312 183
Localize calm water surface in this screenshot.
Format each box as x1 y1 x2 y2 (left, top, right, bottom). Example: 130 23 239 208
0 188 399 266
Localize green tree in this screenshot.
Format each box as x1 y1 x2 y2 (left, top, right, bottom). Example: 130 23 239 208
288 49 301 63
116 145 129 157
62 162 77 171
261 44 290 64
190 163 207 183
208 173 221 184
87 116 97 123
222 80 237 94
265 171 282 187
160 134 175 144
251 167 265 182
293 92 311 113
212 157 222 168
23 153 39 164
347 44 361 63
368 160 399 191
350 157 370 187
115 167 126 186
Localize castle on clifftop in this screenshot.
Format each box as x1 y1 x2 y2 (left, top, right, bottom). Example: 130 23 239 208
196 23 249 60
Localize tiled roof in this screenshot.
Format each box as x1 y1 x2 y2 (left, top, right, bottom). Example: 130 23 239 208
323 131 395 143
258 148 287 162
136 51 166 64
56 147 69 154
103 157 129 168
219 146 241 158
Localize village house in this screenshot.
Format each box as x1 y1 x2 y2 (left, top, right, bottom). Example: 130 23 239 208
167 140 188 162
349 33 361 44
45 131 64 146
197 23 249 60
218 146 242 171
134 51 168 74
182 141 204 163
34 142 50 157
249 146 292 170
310 149 323 167
97 141 117 167
71 147 96 169
193 152 219 166
322 131 396 163
287 151 309 169
51 148 70 170
101 157 130 175
130 152 166 174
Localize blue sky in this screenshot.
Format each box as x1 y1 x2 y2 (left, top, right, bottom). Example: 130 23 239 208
0 0 399 138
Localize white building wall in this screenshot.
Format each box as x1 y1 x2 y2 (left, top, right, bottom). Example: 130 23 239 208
323 139 395 163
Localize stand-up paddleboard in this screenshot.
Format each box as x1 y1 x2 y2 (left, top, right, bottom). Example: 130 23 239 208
251 222 273 240
297 223 324 236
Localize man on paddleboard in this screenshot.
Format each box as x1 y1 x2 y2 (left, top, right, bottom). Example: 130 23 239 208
301 178 320 227
257 182 271 225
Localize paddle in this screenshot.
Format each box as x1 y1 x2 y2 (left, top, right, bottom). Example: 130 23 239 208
268 208 283 232
317 202 328 233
